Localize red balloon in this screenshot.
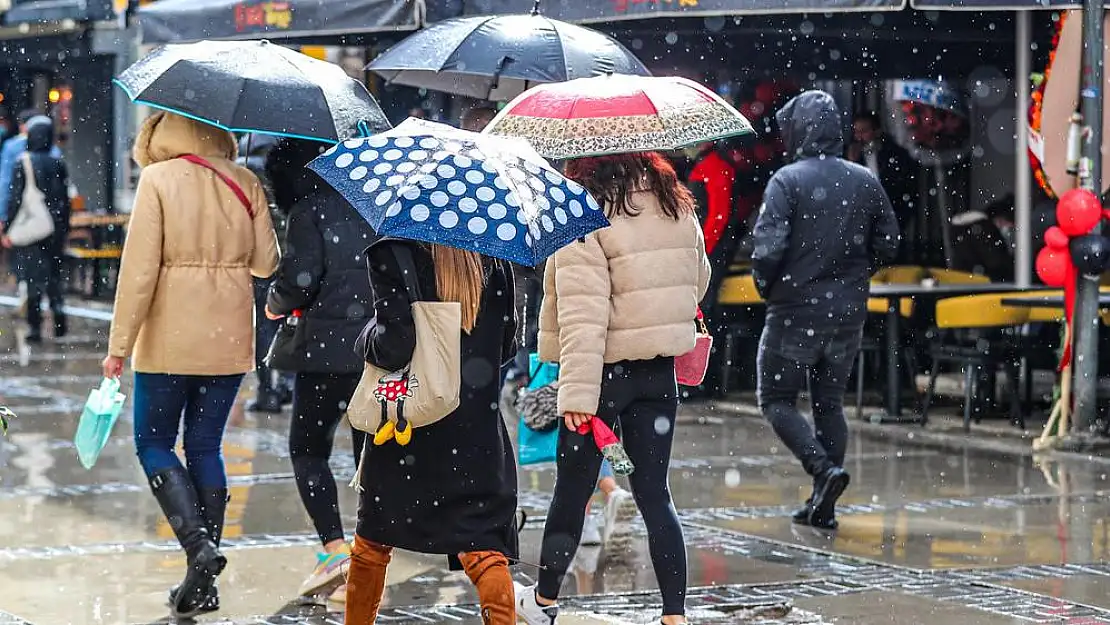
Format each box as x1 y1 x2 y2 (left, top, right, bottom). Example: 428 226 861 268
1036 247 1069 287
1057 188 1102 237
1045 226 1070 250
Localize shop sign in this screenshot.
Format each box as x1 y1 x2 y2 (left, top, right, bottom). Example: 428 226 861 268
612 0 699 12
892 79 964 114
234 1 293 32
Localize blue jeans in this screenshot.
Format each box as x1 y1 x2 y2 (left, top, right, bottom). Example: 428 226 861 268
132 373 245 488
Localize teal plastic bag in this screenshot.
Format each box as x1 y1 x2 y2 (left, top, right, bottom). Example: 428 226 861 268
75 377 126 470
518 354 559 466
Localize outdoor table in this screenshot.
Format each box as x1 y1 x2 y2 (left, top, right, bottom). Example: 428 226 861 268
1000 294 1110 309
866 283 1053 424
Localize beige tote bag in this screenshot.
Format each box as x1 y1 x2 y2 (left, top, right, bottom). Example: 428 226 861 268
347 244 462 443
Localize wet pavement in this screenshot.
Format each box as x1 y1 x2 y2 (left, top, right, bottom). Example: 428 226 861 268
2 304 1110 624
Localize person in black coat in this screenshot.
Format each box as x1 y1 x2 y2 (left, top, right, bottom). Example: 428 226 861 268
1 116 70 342
752 91 899 531
346 239 518 625
262 138 375 601
849 112 917 263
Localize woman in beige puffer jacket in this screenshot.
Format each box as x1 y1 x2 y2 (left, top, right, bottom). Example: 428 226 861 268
518 152 710 625
101 112 279 619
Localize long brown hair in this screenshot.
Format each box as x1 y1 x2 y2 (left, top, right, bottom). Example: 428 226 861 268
563 151 696 220
430 245 486 332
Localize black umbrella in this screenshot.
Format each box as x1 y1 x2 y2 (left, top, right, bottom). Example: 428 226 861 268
367 2 650 101
115 40 391 143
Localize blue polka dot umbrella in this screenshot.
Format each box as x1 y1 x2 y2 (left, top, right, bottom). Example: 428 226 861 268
309 118 609 266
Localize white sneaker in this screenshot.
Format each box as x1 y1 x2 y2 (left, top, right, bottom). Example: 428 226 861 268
581 514 602 546
514 582 558 625
601 488 638 552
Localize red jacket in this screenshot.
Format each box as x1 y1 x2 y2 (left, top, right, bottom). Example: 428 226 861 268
689 151 736 255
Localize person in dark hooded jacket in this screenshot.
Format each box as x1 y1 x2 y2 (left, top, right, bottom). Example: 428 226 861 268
1 116 70 341
751 91 899 530
262 138 375 602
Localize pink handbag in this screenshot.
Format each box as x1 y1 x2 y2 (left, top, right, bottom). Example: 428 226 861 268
675 309 713 387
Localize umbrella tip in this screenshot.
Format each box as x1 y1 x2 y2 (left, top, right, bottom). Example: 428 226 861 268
530 0 540 15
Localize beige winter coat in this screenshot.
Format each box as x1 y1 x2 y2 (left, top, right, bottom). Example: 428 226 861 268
107 112 280 375
539 190 711 415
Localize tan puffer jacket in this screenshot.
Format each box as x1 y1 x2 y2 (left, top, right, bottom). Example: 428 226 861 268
107 112 280 375
539 189 711 415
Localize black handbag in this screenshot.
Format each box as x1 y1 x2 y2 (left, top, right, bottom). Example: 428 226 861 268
264 313 306 371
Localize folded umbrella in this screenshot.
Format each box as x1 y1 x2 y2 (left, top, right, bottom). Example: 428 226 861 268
484 74 756 160
115 40 391 142
309 118 609 266
367 4 650 101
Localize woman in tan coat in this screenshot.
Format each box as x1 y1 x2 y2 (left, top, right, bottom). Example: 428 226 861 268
516 152 710 625
101 112 279 619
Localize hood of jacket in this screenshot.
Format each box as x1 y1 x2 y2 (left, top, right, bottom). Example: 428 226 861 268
133 111 237 168
775 90 844 161
25 116 54 153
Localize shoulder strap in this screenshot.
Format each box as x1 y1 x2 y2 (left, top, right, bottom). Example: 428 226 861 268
391 243 423 303
178 154 254 219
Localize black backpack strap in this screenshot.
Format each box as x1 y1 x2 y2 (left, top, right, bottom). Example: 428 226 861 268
391 243 423 303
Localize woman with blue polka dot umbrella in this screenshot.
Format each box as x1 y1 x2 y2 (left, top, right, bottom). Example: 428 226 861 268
308 118 609 267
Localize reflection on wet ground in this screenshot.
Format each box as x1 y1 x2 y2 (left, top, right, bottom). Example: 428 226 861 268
3 309 1110 623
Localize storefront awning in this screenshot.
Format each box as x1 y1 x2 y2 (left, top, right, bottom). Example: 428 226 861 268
137 0 422 44
457 0 905 24
3 0 114 25
911 0 1106 7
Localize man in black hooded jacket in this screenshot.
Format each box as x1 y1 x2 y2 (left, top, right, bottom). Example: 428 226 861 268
752 91 899 530
2 116 70 341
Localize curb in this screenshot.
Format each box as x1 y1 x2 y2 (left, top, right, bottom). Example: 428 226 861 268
707 399 1110 467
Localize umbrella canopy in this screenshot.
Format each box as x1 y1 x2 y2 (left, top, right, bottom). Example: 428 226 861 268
115 40 391 143
309 118 610 266
483 75 755 160
366 10 650 101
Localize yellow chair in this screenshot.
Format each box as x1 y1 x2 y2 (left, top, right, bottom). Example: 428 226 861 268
922 294 1028 431
868 266 927 318
927 268 992 285
718 274 762 306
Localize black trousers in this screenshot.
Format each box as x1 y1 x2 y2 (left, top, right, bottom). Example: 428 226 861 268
538 357 687 616
289 371 367 545
756 316 862 477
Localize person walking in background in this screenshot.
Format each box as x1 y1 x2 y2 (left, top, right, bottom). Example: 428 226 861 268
517 152 711 625
261 138 376 604
100 111 279 619
1 116 70 342
848 111 915 262
238 133 291 413
0 109 62 223
753 91 899 531
345 239 519 625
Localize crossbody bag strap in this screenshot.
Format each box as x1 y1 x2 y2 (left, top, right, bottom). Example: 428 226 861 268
390 243 423 303
178 154 255 219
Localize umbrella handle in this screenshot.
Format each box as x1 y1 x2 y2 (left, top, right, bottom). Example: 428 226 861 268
358 120 373 138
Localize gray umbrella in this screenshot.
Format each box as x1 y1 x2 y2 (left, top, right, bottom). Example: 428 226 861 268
116 40 391 142
367 4 650 101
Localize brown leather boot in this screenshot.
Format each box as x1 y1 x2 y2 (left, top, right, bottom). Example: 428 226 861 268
345 536 392 624
458 550 516 625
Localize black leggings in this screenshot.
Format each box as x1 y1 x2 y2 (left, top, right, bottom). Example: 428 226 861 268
538 358 686 616
290 371 367 546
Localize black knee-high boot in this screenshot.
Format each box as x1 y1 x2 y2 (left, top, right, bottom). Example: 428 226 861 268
168 487 229 613
149 468 227 618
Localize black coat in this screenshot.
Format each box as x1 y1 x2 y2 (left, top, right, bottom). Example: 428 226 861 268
354 240 519 560
266 183 378 374
5 118 70 283
5 118 70 240
752 91 900 327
